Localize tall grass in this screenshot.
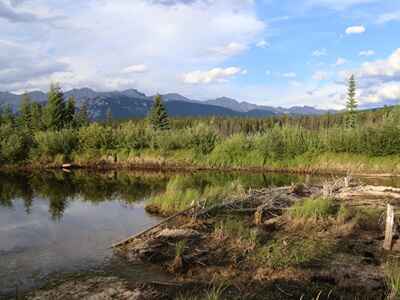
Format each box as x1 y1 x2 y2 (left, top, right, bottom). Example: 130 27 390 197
385 260 400 299
289 197 337 219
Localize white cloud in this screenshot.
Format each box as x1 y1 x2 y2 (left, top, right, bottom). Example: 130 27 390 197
335 57 347 66
283 72 297 78
256 39 269 48
209 42 248 57
312 48 327 57
122 64 148 74
345 25 366 34
358 48 400 78
182 67 244 84
362 82 400 103
265 70 271 75
306 0 379 10
359 50 375 57
0 0 265 93
312 71 329 81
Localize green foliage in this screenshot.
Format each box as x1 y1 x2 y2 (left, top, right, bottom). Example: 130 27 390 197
289 197 337 219
0 125 29 163
255 236 333 269
18 93 32 130
189 123 218 155
148 95 170 130
44 84 66 130
30 102 44 131
346 74 358 128
34 129 78 157
75 101 90 127
78 123 115 150
64 96 76 128
0 104 14 126
385 259 400 299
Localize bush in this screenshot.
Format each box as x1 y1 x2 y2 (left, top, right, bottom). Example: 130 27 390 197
115 122 150 149
78 123 115 150
189 123 219 155
34 129 78 157
0 125 29 163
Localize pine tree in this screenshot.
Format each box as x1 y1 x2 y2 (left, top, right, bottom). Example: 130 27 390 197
75 101 90 127
44 84 66 130
31 102 43 131
148 95 170 130
18 93 32 130
346 75 358 128
64 96 76 128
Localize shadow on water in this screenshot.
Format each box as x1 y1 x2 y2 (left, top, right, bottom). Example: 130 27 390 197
0 169 370 298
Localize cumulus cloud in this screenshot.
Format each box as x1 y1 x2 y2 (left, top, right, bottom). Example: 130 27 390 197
359 50 375 57
122 64 148 74
363 82 400 103
209 42 248 56
312 49 327 57
358 48 400 79
182 67 244 84
1 0 265 93
345 25 366 34
283 72 297 78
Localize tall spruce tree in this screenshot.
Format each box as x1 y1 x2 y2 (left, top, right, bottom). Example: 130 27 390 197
31 102 43 131
346 74 358 128
64 96 76 128
18 93 32 129
44 84 66 130
148 95 170 130
75 101 90 127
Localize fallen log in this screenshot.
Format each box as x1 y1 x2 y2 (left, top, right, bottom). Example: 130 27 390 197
111 205 196 248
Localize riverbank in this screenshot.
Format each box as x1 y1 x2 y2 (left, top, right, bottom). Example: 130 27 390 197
2 151 400 177
24 179 400 299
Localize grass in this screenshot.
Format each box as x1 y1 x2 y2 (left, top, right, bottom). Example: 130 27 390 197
254 236 334 269
175 283 226 300
289 197 338 220
337 205 383 230
213 217 258 250
385 259 400 299
147 175 245 215
175 240 187 258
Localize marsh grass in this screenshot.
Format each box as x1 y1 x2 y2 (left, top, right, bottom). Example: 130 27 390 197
175 240 187 258
175 283 226 300
213 217 258 250
385 259 400 299
254 236 333 269
289 197 338 220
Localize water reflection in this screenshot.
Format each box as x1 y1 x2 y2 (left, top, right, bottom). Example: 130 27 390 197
0 170 309 297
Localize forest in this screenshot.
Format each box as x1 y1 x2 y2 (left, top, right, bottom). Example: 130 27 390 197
1 80 400 174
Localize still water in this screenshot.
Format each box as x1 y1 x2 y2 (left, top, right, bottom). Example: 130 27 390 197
1 170 391 298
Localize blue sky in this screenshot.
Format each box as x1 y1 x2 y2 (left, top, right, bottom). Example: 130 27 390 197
1 0 400 109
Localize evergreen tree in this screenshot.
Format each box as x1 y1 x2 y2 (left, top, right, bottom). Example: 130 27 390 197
75 101 90 127
64 96 76 128
44 83 66 130
345 74 358 128
31 102 43 131
148 95 170 130
18 93 32 129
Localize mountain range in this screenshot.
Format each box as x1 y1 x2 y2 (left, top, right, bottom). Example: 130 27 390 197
0 88 335 120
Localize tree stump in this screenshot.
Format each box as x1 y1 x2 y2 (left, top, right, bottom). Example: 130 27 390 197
384 204 395 251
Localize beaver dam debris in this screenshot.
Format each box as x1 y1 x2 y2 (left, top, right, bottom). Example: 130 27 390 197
106 179 400 299
27 178 400 299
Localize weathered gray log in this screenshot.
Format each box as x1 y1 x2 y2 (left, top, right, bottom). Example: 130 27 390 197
384 204 395 251
111 205 196 248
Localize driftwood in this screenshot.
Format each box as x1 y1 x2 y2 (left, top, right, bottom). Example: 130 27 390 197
111 205 196 248
384 204 395 251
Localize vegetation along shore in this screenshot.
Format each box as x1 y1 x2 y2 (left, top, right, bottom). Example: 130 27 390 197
1 78 400 175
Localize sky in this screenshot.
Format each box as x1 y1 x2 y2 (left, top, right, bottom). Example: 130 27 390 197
1 0 400 109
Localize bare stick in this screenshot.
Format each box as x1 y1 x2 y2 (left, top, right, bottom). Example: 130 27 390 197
384 204 395 251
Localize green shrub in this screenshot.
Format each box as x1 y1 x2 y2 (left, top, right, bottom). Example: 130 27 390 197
115 122 150 149
189 123 219 155
34 129 78 157
78 123 115 150
0 125 29 163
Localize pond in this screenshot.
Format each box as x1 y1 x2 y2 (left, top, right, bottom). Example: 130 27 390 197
0 170 391 298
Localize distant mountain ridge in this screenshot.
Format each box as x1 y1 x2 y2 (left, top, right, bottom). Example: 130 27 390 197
0 88 335 120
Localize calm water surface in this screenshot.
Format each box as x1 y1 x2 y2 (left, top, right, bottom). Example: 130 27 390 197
1 170 394 298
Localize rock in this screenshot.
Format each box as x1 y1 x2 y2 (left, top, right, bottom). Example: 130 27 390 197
157 229 200 241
